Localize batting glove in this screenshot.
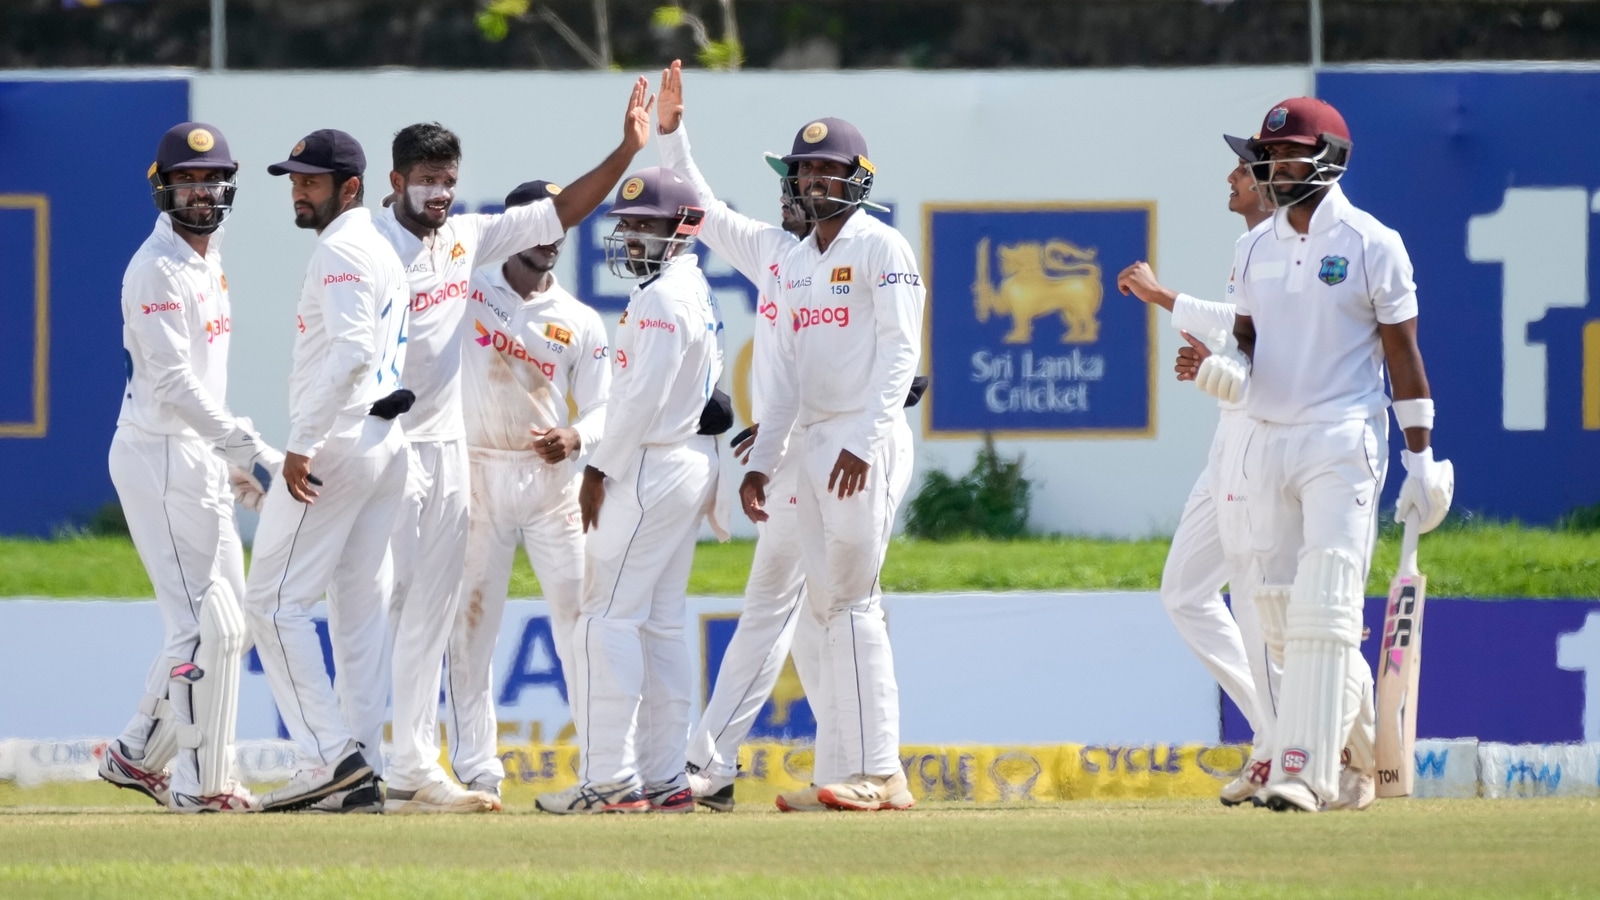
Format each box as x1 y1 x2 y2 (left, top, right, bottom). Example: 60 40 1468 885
1395 447 1454 534
229 465 268 512
216 417 284 497
1195 329 1249 404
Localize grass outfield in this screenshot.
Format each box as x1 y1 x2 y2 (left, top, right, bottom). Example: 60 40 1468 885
0 796 1596 898
2 521 1596 598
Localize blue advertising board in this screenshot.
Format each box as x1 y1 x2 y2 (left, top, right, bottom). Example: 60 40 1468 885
1317 70 1600 523
923 204 1156 438
0 79 189 535
1223 596 1600 745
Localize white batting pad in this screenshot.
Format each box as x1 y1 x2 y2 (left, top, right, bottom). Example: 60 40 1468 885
137 694 179 771
1273 549 1367 801
1255 586 1291 668
185 581 248 795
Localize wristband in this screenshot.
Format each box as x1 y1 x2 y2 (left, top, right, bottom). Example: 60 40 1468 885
1392 398 1434 431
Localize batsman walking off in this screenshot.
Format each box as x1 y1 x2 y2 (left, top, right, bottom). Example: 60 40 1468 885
1115 153 1276 806
1196 98 1454 812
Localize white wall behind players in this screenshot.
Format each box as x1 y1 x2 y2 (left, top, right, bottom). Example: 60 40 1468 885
0 592 1221 745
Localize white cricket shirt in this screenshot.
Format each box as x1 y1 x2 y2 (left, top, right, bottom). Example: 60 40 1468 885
1231 184 1418 424
117 215 237 442
703 206 924 477
586 255 724 480
373 199 565 442
461 266 610 454
286 207 411 458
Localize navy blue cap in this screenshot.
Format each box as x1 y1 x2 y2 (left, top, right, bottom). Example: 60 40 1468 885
782 118 872 169
606 167 700 218
154 122 237 173
267 129 366 178
504 180 563 208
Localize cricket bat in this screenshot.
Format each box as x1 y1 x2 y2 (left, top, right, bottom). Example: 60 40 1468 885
1375 514 1426 797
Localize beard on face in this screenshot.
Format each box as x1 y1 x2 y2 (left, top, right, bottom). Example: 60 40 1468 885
294 192 341 231
624 239 651 276
171 202 220 232
403 183 452 230
403 194 448 228
169 184 224 232
801 194 848 220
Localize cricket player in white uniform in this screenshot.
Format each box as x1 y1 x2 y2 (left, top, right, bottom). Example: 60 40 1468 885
536 167 726 815
654 63 922 811
443 179 611 800
372 82 657 814
722 117 922 813
243 129 413 813
99 121 265 813
1195 98 1454 813
1114 155 1276 806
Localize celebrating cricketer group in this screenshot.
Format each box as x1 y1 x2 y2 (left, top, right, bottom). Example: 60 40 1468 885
99 60 1451 817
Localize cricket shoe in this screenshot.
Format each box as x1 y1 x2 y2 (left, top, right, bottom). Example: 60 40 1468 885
775 785 828 813
385 780 500 814
1220 758 1271 808
1260 779 1324 813
686 763 735 812
645 774 695 814
309 779 386 814
98 740 171 807
535 780 649 815
259 750 373 813
817 770 915 812
1326 752 1376 812
171 783 258 814
467 777 502 803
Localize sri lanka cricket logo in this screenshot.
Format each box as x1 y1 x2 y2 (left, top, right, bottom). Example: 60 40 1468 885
973 238 1103 344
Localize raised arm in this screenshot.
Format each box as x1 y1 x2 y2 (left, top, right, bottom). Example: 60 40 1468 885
655 59 796 287
549 77 655 231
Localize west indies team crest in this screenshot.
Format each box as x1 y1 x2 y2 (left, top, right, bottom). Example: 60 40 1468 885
1318 254 1349 286
924 203 1156 438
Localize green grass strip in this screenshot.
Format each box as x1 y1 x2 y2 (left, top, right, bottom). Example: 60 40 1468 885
2 521 1596 599
0 799 1597 898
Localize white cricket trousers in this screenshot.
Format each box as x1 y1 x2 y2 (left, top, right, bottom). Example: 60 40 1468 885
685 457 826 782
573 435 718 787
243 415 406 772
108 426 246 796
794 413 913 781
445 447 585 789
1161 412 1272 751
386 438 470 791
1247 413 1388 801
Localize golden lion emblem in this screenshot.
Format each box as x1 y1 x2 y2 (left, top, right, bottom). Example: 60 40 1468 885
973 238 1103 344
